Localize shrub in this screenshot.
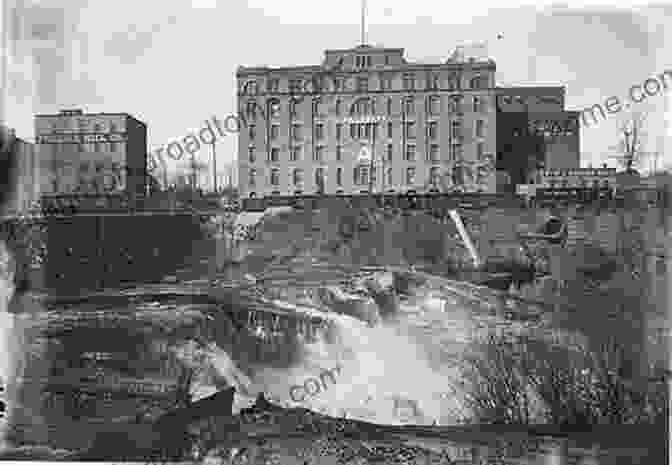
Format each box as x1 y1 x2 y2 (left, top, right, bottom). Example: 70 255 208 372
462 332 668 426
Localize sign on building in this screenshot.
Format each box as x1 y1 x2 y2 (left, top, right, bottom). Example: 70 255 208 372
36 133 127 144
357 145 372 163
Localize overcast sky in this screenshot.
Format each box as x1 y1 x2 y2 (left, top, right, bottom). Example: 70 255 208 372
3 0 672 179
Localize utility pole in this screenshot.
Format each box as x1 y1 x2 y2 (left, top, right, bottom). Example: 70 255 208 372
369 121 375 194
211 140 217 193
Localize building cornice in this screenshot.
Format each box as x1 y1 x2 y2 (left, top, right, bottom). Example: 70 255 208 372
237 62 496 77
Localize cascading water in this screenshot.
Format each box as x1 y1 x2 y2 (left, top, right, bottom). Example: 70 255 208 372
171 272 539 426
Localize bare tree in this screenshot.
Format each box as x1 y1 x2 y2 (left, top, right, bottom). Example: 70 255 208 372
610 111 648 173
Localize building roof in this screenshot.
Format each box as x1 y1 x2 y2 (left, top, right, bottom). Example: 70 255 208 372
34 111 147 126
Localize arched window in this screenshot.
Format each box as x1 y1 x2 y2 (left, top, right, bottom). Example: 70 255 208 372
470 75 487 89
448 95 463 115
248 169 257 187
244 80 258 95
246 100 259 119
448 73 461 90
351 97 374 116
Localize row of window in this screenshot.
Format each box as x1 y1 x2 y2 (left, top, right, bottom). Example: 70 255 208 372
45 120 121 133
248 119 486 143
247 142 486 164
242 74 490 95
543 179 612 188
54 142 120 153
248 166 443 188
245 95 488 120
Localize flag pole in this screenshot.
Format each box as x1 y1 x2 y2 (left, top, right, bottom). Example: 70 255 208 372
361 0 366 45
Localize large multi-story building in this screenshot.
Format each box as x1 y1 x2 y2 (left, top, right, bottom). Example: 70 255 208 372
34 109 148 197
236 44 581 198
237 44 498 197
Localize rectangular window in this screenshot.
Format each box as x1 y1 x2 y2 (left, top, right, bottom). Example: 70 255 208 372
336 167 342 186
473 97 480 113
406 167 416 185
428 121 438 139
291 124 302 140
335 99 342 116
267 78 279 92
350 124 357 139
110 142 117 153
386 167 392 185
288 79 302 95
480 96 488 113
429 97 441 116
358 77 368 92
270 124 279 140
355 166 369 186
381 75 392 91
248 147 256 163
405 122 416 139
387 122 393 138
315 123 325 140
405 144 416 162
403 73 415 90
336 145 342 161
387 144 393 162
451 121 462 140
453 143 463 160
476 120 484 138
270 101 281 118
249 124 256 140
336 123 343 140
404 98 415 115
270 147 280 162
430 144 440 163
290 146 301 162
270 169 280 186
477 142 485 159
314 146 325 162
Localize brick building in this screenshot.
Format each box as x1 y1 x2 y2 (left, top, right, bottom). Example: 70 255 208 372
34 109 148 197
236 45 581 198
495 86 580 192
237 44 498 197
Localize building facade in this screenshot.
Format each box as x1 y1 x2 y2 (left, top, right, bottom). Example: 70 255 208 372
237 45 498 198
34 109 147 197
0 126 41 216
495 87 580 192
